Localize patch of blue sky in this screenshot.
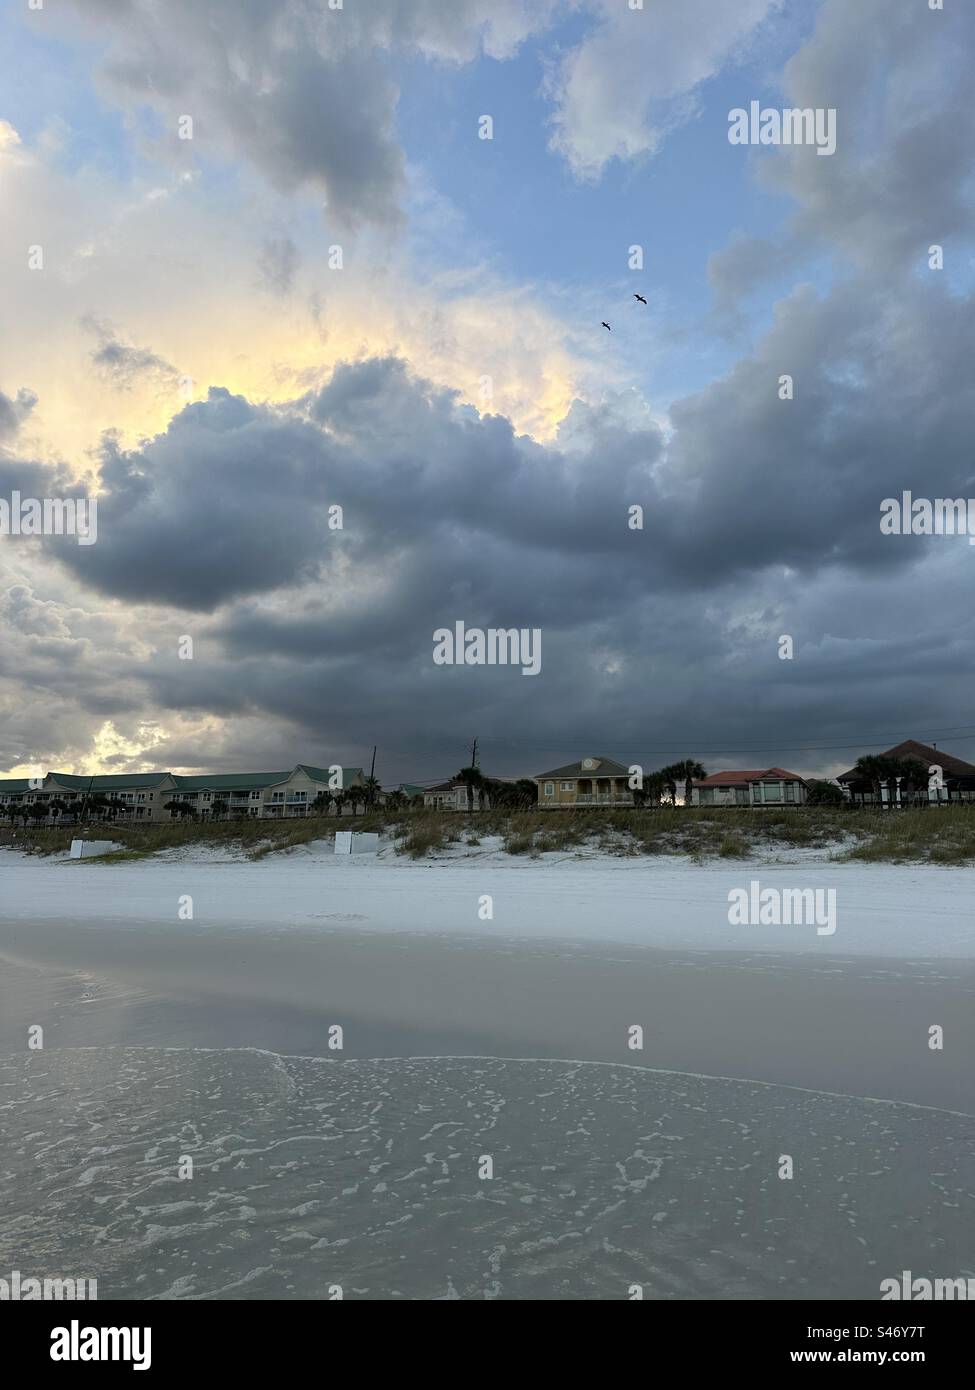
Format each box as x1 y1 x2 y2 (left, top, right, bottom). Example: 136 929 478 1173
395 36 825 409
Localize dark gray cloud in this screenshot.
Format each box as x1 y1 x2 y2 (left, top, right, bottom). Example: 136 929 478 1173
64 1 570 232
0 273 966 781
0 387 37 440
81 315 178 391
764 0 975 268
710 0 975 316
6 1 975 780
70 0 403 230
46 258 975 625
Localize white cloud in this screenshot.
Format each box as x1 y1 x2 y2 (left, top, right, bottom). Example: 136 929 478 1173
546 0 778 179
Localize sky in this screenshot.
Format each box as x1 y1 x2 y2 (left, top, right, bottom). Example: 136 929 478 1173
1 0 974 787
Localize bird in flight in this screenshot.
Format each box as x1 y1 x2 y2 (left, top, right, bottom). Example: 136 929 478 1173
634 294 648 305
601 321 611 331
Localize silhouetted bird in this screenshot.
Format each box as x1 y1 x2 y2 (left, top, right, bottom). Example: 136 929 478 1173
634 294 647 305
601 321 611 331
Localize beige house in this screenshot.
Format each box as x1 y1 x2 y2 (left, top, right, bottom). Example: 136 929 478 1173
535 756 635 808
690 768 807 807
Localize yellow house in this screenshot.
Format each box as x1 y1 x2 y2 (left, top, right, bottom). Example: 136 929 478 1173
535 756 634 808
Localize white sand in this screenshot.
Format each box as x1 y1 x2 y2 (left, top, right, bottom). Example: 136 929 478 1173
2 842 975 957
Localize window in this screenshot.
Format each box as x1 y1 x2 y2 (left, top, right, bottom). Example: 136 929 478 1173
762 782 782 802
561 781 574 792
544 782 554 796
251 791 261 799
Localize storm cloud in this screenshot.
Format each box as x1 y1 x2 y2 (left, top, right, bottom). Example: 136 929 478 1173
3 1 975 781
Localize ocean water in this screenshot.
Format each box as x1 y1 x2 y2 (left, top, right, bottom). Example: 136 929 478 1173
2 1043 972 1300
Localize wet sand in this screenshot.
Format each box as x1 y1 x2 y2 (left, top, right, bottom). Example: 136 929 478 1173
2 913 973 1300
1 918 973 1111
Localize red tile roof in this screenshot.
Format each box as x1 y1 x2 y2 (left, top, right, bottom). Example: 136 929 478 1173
693 767 805 787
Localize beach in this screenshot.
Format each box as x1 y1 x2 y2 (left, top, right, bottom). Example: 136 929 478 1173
1 844 973 1299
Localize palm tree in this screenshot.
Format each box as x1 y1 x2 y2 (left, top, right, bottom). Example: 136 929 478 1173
311 791 332 817
384 789 406 812
514 778 539 809
850 755 929 807
644 771 667 807
481 777 509 808
664 760 706 806
48 797 68 824
805 779 844 807
362 776 382 810
335 787 361 817
211 799 229 821
455 765 485 813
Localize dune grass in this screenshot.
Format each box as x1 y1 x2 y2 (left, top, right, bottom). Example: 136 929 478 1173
4 805 975 865
841 805 975 864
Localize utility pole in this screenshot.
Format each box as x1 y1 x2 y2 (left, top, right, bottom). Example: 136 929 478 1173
469 738 478 769
369 745 377 779
80 774 95 825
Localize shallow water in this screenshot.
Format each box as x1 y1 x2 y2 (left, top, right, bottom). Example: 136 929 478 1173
2 1044 972 1300
2 921 973 1301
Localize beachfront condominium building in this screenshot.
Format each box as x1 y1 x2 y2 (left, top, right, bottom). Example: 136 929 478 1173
0 764 364 823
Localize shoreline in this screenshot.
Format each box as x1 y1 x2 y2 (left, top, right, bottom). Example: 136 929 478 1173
2 922 973 1113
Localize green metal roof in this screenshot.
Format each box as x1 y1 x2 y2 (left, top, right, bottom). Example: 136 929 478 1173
48 772 174 791
295 765 364 786
171 771 289 792
535 757 631 780
2 765 366 796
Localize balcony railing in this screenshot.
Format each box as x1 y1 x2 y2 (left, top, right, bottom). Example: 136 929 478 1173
574 794 634 805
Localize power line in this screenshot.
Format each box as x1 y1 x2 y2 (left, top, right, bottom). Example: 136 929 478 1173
437 726 975 757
